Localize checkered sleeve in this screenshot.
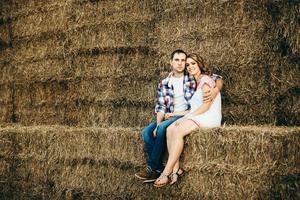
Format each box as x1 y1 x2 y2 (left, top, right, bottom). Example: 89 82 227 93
211 73 223 81
154 81 166 113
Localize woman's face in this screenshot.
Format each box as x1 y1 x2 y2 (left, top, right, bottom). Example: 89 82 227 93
186 58 201 75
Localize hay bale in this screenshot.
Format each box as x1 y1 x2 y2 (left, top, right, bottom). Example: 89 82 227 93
223 102 277 125
275 86 300 126
184 126 300 169
0 48 13 78
69 0 156 26
0 84 12 123
0 125 299 199
0 0 299 127
11 32 66 63
154 0 300 125
156 1 268 58
0 129 18 200
0 0 11 17
10 2 70 38
73 77 157 103
0 61 14 84
12 75 157 126
8 0 64 16
13 58 71 83
0 22 12 50
67 21 156 52
72 53 159 79
264 0 300 56
62 103 154 127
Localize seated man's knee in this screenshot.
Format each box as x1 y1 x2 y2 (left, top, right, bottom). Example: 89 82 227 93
142 129 152 143
156 125 168 138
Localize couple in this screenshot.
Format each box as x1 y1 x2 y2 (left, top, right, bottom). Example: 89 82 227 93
135 49 223 187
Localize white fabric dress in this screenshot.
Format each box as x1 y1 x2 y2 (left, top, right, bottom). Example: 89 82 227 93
187 75 222 128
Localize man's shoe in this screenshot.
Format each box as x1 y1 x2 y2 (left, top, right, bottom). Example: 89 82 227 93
135 167 160 183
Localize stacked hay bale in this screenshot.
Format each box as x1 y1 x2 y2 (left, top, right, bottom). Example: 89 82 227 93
0 0 299 126
63 0 160 127
1 1 299 199
0 125 299 199
0 0 163 127
0 0 72 125
0 14 13 124
156 0 300 125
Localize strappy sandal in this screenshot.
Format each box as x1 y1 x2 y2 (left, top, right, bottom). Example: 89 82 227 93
153 173 170 188
170 168 185 185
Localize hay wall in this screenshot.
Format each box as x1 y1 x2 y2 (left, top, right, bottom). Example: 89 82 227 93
0 0 299 127
0 125 299 199
156 0 300 125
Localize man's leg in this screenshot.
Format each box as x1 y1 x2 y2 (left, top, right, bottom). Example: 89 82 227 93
142 121 157 158
135 121 157 180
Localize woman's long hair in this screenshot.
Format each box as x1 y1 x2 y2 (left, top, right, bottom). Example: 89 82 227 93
186 53 211 76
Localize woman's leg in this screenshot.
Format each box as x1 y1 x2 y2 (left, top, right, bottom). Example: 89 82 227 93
154 120 198 185
147 116 182 171
166 126 180 173
173 160 180 173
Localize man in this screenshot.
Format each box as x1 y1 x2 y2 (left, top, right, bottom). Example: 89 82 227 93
135 49 223 182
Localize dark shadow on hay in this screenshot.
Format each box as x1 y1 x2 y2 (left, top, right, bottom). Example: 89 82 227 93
11 83 18 123
0 22 12 50
77 46 157 57
269 173 300 200
0 133 23 200
0 39 9 51
275 86 300 126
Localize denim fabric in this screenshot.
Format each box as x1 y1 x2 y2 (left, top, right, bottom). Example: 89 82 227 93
142 116 182 171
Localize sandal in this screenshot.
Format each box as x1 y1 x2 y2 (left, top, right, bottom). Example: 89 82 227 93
170 168 184 185
153 173 170 188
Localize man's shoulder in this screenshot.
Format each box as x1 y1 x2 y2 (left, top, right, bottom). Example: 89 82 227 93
159 72 172 84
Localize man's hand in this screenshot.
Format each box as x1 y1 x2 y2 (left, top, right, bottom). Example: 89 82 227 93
165 113 175 120
203 87 219 103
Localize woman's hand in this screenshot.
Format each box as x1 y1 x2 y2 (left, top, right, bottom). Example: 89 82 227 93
165 113 175 120
203 87 219 103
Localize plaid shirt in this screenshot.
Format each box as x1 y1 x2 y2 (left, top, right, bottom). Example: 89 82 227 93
155 72 196 113
154 73 222 114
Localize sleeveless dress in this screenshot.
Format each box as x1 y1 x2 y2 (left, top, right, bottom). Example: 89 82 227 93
187 75 222 128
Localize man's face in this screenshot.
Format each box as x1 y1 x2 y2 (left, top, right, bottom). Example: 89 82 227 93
170 53 186 73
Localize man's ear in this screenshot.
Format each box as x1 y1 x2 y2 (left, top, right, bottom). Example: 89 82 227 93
169 59 173 66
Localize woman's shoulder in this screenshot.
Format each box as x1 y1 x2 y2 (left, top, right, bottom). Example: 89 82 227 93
201 75 213 81
198 75 215 88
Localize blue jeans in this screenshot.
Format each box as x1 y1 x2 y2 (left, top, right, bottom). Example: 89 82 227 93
142 116 183 171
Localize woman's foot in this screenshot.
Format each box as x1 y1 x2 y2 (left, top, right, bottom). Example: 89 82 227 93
153 173 170 188
170 168 184 185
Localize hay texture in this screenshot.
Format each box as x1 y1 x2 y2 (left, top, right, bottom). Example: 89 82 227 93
0 84 12 123
155 0 300 125
0 0 299 126
0 125 299 199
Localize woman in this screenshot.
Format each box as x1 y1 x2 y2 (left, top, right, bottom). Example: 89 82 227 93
154 53 222 187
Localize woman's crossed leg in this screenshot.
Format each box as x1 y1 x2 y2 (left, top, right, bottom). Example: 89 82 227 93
154 119 199 186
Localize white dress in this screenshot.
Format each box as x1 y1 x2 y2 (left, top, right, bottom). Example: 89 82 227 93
187 75 222 128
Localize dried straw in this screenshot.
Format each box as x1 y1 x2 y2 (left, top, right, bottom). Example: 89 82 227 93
0 125 299 199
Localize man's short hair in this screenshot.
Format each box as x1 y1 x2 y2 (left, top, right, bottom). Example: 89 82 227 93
170 49 187 60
